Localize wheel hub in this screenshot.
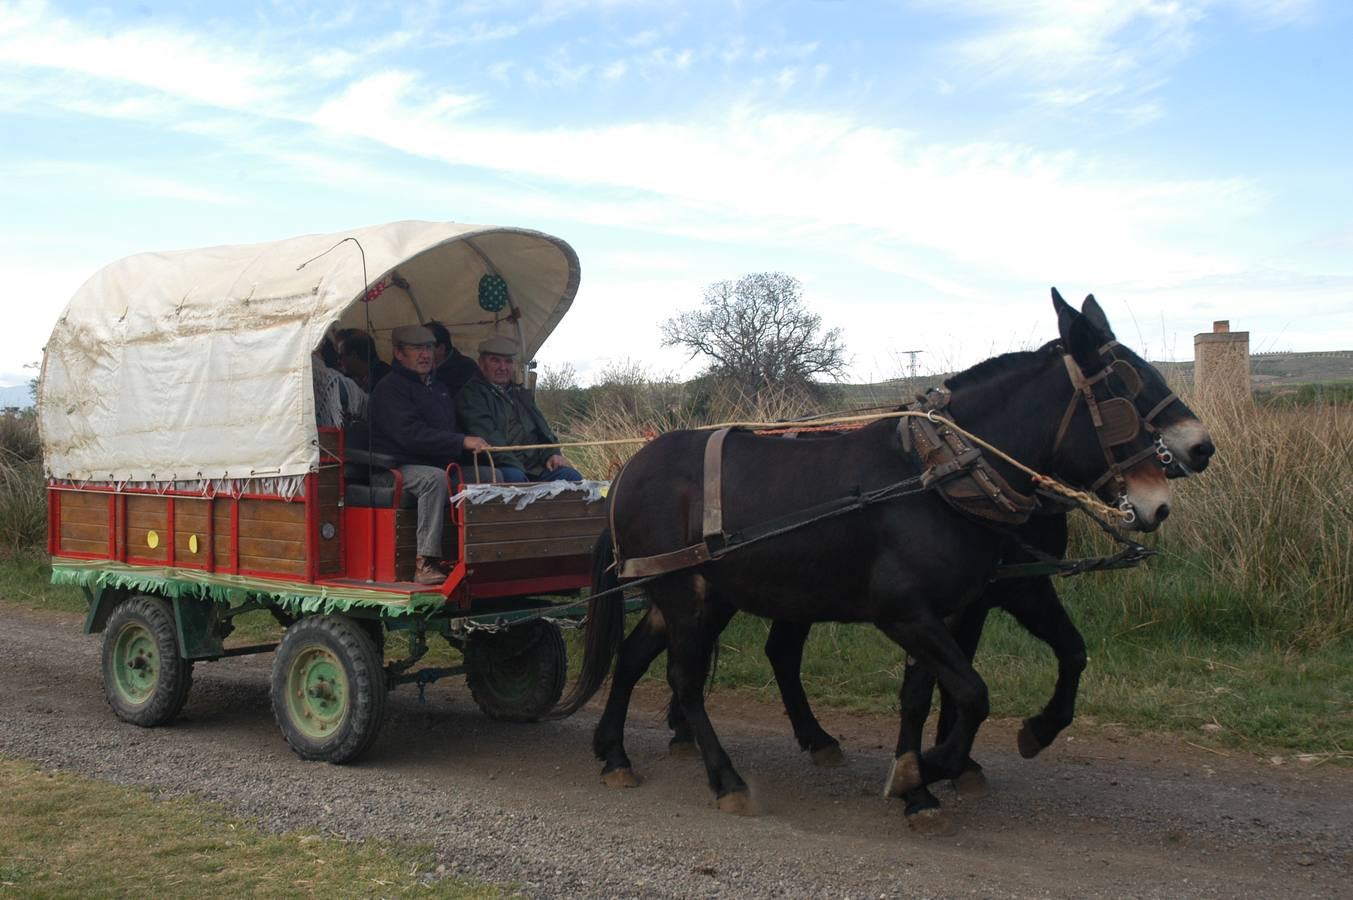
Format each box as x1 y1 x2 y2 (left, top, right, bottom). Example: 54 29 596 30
112 623 159 704
285 645 348 738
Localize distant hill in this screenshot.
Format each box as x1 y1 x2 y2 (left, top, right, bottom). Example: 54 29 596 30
0 384 33 409
833 350 1353 406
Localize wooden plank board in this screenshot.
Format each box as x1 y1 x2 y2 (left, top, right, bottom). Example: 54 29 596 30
462 498 605 525
237 553 307 577
465 534 598 564
236 536 305 561
236 500 306 525
125 496 168 534
59 522 109 543
465 515 605 544
213 504 231 565
58 536 108 556
55 491 111 526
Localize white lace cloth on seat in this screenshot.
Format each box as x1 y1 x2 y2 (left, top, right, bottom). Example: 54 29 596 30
449 479 607 510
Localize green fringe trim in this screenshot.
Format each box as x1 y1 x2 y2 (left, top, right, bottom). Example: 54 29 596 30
50 561 443 618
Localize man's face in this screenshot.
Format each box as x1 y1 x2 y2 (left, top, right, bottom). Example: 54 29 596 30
433 344 449 367
479 352 514 386
394 342 435 376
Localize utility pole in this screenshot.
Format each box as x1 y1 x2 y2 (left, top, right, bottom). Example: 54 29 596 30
898 349 923 379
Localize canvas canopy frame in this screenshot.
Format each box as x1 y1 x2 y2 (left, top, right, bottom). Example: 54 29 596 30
39 220 580 489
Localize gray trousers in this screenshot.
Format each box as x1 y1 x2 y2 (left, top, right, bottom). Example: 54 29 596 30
373 464 448 558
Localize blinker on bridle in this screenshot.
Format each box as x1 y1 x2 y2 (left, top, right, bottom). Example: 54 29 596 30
1052 340 1179 523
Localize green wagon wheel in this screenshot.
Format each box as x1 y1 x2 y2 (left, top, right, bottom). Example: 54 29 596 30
283 644 351 740
111 619 159 704
465 619 567 723
271 615 387 763
100 594 194 726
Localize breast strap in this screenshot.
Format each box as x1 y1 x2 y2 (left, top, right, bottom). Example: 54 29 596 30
901 392 1038 526
616 428 732 578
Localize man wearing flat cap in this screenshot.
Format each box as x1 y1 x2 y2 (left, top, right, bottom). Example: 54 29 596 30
371 324 490 585
456 335 582 483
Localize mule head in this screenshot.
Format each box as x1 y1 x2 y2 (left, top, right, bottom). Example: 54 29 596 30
1053 288 1215 477
1052 289 1172 531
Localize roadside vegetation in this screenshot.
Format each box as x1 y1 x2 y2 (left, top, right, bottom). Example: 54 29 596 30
3 365 1349 759
0 758 499 897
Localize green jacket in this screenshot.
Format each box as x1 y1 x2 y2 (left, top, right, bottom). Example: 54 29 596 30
455 373 561 477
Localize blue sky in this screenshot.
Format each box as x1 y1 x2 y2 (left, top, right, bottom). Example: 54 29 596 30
3 0 1351 389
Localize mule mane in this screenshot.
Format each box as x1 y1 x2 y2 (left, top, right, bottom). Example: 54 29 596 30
943 343 1062 393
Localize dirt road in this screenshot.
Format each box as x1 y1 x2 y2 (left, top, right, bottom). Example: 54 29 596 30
1 605 1348 898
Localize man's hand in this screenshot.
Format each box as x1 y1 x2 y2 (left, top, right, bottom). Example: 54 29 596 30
464 436 490 452
546 453 572 471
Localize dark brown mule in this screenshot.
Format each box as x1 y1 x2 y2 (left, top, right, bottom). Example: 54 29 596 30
665 292 1215 827
557 294 1175 816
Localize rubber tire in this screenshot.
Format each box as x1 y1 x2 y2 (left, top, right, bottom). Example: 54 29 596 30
100 594 194 726
464 619 567 723
270 615 387 764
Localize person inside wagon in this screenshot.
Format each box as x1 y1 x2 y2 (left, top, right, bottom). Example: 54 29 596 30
422 319 480 396
370 324 491 585
455 336 583 483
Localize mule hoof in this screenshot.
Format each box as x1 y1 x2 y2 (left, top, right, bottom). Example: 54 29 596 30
811 744 846 768
668 739 698 758
1017 722 1046 759
882 752 922 798
953 767 988 799
601 767 641 788
716 790 756 816
907 807 956 836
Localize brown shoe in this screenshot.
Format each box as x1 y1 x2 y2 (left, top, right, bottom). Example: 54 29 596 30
413 556 445 585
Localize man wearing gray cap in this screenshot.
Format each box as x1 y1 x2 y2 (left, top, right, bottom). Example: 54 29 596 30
456 336 582 483
371 324 490 585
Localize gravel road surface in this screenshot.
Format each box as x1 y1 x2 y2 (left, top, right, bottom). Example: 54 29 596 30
2 606 1348 898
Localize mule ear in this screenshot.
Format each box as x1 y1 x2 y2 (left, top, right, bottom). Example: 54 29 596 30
1054 287 1080 347
1080 294 1115 339
1064 313 1103 372
1051 286 1072 316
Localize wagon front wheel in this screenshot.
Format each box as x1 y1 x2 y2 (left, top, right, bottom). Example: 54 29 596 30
465 619 567 722
101 594 194 726
271 615 387 763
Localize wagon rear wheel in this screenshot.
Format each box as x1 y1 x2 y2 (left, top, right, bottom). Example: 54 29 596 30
270 615 387 763
464 619 567 723
100 594 194 726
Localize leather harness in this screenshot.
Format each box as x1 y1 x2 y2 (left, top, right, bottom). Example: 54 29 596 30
612 346 1168 580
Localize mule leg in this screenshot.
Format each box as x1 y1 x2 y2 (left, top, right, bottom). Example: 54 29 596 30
877 617 990 793
656 586 752 813
764 621 844 765
934 601 994 796
667 604 744 757
998 578 1087 758
594 607 669 787
889 655 950 832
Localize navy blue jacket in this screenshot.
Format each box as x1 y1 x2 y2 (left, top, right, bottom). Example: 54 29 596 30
370 361 467 468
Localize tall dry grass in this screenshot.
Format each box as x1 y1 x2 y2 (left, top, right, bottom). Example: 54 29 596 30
1063 390 1353 650
0 410 46 554
559 374 1351 651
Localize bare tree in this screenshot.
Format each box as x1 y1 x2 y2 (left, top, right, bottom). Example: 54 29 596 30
661 272 847 396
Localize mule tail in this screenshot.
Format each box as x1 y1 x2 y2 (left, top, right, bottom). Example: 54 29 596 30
546 528 627 718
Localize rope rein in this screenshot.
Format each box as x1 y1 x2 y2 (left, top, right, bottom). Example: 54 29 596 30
470 409 1133 522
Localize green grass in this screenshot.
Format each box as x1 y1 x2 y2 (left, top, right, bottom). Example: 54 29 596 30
0 757 504 897
3 552 1348 759
694 559 1353 759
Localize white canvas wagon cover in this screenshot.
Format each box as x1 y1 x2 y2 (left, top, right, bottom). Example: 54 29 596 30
39 220 580 485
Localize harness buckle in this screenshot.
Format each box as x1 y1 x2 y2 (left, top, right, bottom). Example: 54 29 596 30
1116 493 1137 526
1154 434 1174 466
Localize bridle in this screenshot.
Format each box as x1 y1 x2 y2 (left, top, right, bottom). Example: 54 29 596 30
1052 340 1178 524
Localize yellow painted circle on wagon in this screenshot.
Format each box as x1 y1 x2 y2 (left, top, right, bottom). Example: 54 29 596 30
146 530 159 549
188 534 199 554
